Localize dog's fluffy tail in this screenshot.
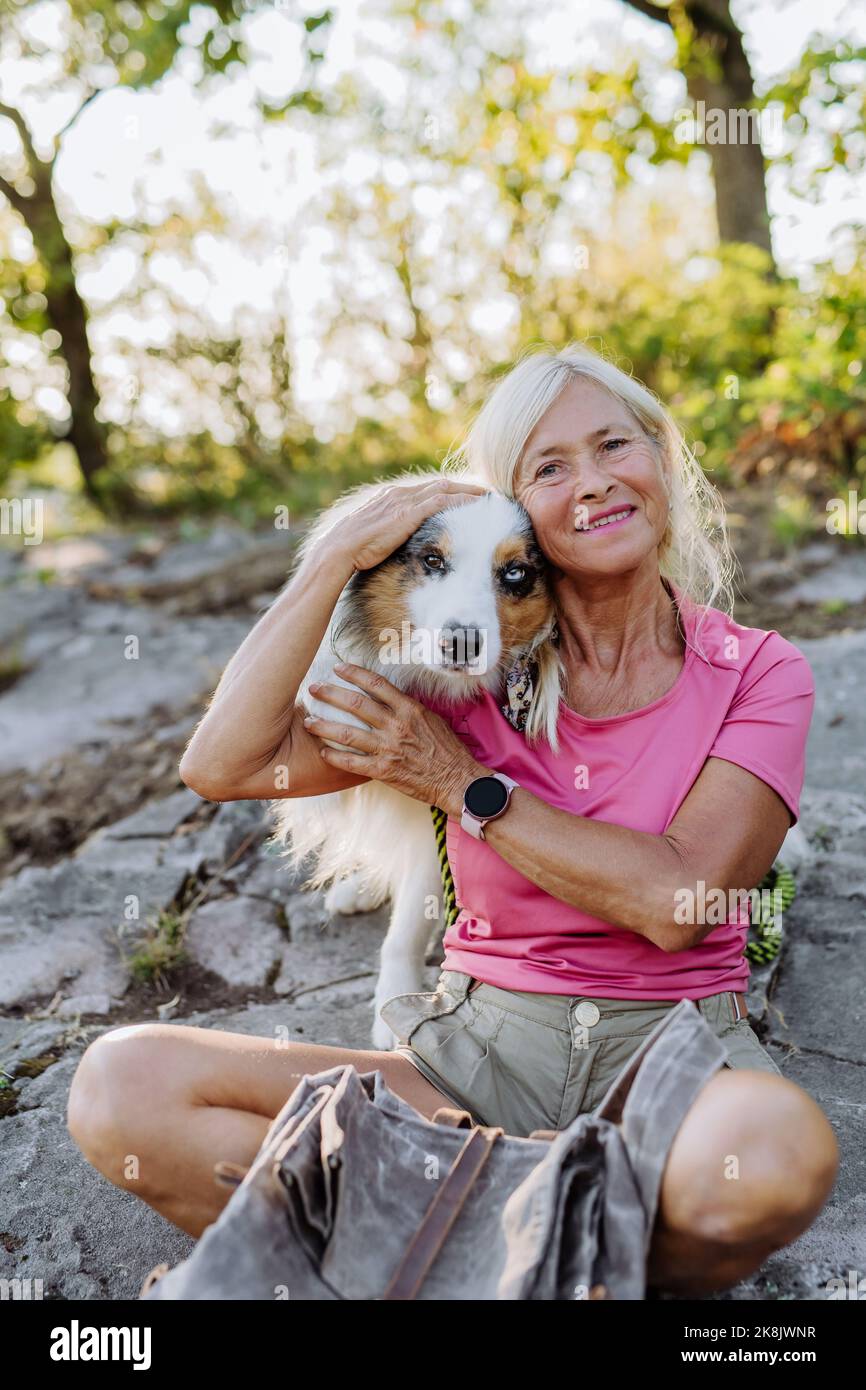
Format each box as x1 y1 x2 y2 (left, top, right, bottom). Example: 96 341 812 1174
267 781 429 904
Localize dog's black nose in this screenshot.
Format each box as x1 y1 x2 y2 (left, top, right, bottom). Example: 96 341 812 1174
439 623 486 666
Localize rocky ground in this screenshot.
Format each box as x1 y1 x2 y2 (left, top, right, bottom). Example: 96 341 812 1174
1 514 864 1301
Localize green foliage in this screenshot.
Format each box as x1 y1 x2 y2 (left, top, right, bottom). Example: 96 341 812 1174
771 494 814 550
0 0 337 501
126 909 187 986
93 413 462 523
5 235 865 528
40 2 327 92
762 37 866 195
1 0 864 536
819 598 849 616
538 239 866 503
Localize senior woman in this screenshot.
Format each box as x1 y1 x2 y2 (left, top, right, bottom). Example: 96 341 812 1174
67 342 838 1299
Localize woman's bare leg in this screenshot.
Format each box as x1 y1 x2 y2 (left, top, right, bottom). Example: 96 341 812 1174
68 1025 839 1295
66 1021 456 1239
645 1068 839 1295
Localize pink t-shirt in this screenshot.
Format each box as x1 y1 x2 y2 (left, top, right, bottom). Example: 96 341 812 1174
418 600 815 1000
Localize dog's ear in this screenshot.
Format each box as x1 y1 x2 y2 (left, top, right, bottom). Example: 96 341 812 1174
519 635 564 756
527 617 558 655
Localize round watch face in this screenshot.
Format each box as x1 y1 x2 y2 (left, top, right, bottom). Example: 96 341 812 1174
464 776 508 818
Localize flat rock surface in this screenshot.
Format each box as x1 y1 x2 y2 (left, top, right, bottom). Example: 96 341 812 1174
0 593 252 774
779 549 866 607
795 629 866 796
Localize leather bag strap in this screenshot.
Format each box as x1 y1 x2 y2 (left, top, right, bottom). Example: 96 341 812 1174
431 1106 475 1128
381 1124 503 1300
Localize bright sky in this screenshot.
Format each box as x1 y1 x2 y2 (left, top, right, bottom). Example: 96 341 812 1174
1 0 864 432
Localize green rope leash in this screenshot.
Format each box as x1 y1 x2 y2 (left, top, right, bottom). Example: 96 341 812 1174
428 805 796 962
745 863 796 965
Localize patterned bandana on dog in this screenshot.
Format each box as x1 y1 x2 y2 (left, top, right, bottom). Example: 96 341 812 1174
499 624 558 733
500 652 537 732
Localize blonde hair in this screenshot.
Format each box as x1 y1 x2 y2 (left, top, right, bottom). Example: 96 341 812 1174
441 340 736 754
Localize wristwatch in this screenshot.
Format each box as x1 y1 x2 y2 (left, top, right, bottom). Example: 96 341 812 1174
460 772 520 841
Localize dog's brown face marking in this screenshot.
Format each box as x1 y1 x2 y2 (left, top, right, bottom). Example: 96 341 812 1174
362 563 414 646
492 536 555 652
397 515 454 578
355 515 452 639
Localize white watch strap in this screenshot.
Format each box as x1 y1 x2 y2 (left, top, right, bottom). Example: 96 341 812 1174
461 810 484 840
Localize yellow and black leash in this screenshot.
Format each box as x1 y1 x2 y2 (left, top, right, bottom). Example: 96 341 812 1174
746 863 796 965
429 804 459 931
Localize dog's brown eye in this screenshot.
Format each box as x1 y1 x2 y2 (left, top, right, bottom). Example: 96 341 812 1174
423 554 444 570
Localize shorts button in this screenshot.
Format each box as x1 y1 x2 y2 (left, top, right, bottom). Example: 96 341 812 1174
574 1001 600 1027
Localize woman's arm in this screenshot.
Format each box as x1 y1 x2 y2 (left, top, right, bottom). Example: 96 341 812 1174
305 660 794 954
178 545 372 802
433 754 792 954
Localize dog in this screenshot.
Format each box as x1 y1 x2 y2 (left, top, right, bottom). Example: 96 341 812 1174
268 469 557 1048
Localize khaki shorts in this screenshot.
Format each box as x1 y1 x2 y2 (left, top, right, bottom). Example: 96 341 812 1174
378 969 783 1139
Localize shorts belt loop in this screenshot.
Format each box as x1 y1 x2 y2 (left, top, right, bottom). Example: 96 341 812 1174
730 991 741 1022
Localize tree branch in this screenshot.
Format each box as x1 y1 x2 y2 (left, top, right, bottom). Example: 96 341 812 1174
619 0 675 25
0 100 46 172
0 172 29 214
55 88 102 147
620 0 739 39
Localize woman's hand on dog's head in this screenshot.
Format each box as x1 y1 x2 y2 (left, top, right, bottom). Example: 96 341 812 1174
328 479 489 575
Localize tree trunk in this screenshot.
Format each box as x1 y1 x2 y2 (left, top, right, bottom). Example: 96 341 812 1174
621 0 774 267
684 25 772 255
0 103 121 511
27 168 114 507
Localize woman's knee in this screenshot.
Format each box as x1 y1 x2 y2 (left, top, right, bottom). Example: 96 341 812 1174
67 1022 186 1177
662 1068 839 1251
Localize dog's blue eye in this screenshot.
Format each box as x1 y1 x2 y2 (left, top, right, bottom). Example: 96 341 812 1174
504 565 527 584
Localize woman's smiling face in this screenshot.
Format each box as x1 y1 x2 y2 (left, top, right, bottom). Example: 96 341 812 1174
513 377 670 580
